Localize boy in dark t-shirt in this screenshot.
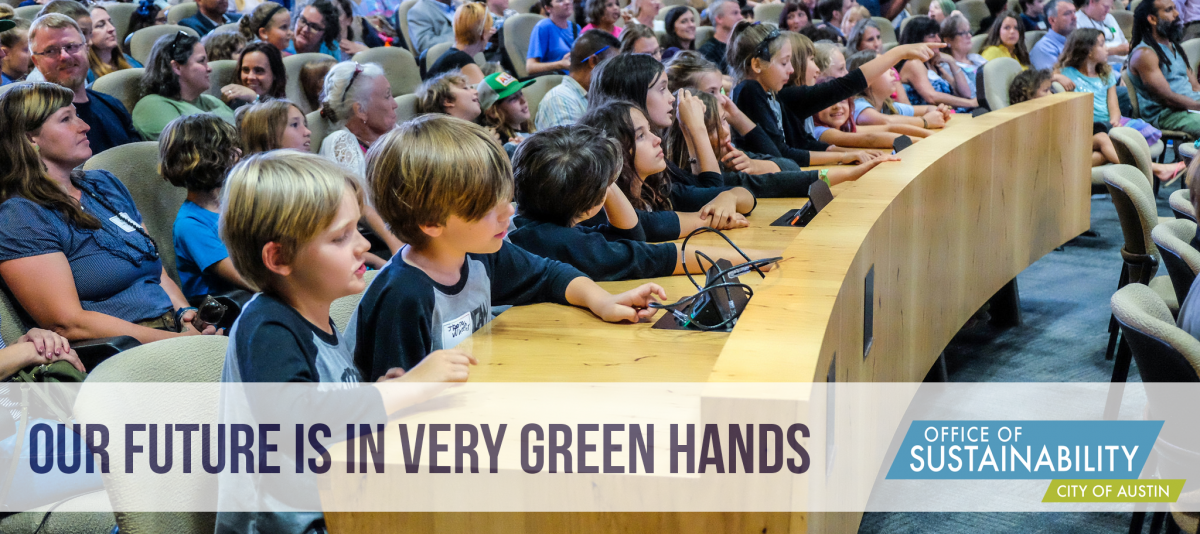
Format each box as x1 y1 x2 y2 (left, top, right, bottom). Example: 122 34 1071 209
216 151 476 533
509 125 778 282
348 115 668 381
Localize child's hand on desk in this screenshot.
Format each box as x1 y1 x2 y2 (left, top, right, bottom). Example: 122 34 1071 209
391 349 478 382
593 283 668 323
699 191 743 228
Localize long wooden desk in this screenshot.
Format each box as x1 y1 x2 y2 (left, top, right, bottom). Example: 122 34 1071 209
324 93 1093 533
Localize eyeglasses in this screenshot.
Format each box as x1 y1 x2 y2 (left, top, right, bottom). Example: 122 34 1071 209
298 16 326 33
342 63 363 103
33 41 86 57
168 30 189 57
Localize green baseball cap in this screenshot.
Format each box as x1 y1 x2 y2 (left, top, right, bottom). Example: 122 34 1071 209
477 72 536 111
0 19 15 32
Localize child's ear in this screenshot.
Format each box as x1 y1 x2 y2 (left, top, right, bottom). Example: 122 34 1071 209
751 57 762 74
262 242 293 277
442 97 455 111
418 223 444 239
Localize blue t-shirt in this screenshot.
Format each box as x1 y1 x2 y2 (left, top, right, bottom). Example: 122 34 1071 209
174 200 236 299
852 97 914 123
1061 66 1118 123
0 170 172 323
526 18 579 73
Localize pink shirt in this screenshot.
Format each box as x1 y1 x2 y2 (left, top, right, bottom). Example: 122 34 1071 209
581 23 622 38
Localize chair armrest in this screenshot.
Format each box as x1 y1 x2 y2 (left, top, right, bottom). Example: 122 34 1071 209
74 336 141 372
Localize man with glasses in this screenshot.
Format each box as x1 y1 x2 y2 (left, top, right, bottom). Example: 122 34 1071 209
29 14 138 153
535 29 618 129
1030 0 1076 69
179 0 240 37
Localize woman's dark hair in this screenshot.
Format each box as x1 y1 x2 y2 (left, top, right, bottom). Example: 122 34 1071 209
1131 0 1186 69
1056 27 1109 78
299 0 341 49
588 52 666 111
512 125 623 226
578 100 671 211
779 2 811 30
983 11 1030 66
141 31 202 99
0 83 100 230
300 57 337 112
898 14 940 44
585 0 612 26
158 114 241 191
127 0 162 36
618 23 658 54
236 41 287 98
1007 67 1052 104
846 18 879 52
661 6 694 50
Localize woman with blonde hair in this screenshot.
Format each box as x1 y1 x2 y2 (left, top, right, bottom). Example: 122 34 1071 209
237 99 313 154
88 4 140 78
0 83 220 342
427 2 494 84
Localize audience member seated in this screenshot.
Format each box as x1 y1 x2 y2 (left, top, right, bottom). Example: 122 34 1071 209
814 0 850 39
32 14 138 153
289 0 341 57
939 14 985 98
427 2 493 84
814 40 849 78
580 100 756 237
976 0 1008 35
1 18 31 85
416 70 483 122
1128 0 1200 137
812 89 932 148
133 31 235 140
1017 0 1047 30
318 61 403 264
1177 168 1200 337
126 0 167 37
408 0 455 57
527 0 580 76
160 114 252 301
665 50 724 94
485 0 517 63
1075 0 1128 72
660 6 696 62
1031 0 1076 70
0 83 220 343
980 11 1031 67
25 0 94 85
88 4 141 79
781 2 812 32
619 23 661 60
581 0 622 38
511 125 777 281
847 18 882 53
1056 31 1182 180
203 30 246 61
896 16 978 109
840 6 870 39
332 0 385 56
625 0 661 28
300 56 336 111
0 328 81 383
238 2 293 55
237 98 313 153
699 0 742 74
178 0 240 37
848 50 952 128
479 72 535 146
535 28 618 129
926 0 956 24
219 41 286 107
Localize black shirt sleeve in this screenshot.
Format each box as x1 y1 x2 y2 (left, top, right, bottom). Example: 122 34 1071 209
353 264 438 379
236 318 322 383
427 48 475 78
732 81 815 166
509 222 678 282
776 69 869 122
721 169 819 198
670 182 733 212
487 241 586 306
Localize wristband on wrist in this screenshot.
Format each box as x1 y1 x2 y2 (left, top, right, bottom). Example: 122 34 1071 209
819 168 830 186
175 307 198 328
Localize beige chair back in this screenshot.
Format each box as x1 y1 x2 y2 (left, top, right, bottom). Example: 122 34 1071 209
395 93 420 123
1153 218 1200 303
504 14 545 78
74 336 229 534
0 280 34 346
92 68 146 117
956 0 990 33
1183 38 1200 72
205 59 238 99
980 56 1022 110
283 52 337 114
872 16 897 44
510 0 540 14
14 4 41 20
353 47 422 96
695 25 715 48
1104 164 1161 264
1112 9 1133 40
395 0 419 50
166 2 198 25
970 33 986 53
82 142 187 286
331 270 379 330
1024 29 1045 51
752 3 783 24
1171 189 1197 222
104 2 138 47
306 109 333 153
1123 70 1143 118
521 74 561 122
129 25 199 65
212 22 240 35
1109 125 1155 187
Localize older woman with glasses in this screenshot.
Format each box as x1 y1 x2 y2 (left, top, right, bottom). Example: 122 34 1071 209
132 31 234 140
939 13 985 98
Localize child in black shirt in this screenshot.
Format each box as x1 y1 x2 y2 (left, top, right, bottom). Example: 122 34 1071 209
349 115 667 381
510 124 779 281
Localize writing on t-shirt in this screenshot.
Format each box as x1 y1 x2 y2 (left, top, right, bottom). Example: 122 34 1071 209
440 303 491 349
